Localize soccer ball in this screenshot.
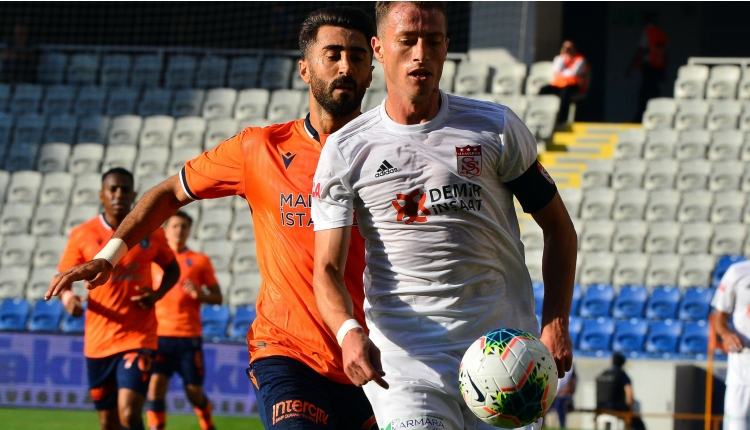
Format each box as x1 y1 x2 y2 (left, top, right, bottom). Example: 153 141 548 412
458 328 558 428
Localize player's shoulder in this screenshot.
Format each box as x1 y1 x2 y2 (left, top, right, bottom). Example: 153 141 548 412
726 261 750 278
69 216 103 237
446 93 518 130
234 120 299 149
327 108 383 146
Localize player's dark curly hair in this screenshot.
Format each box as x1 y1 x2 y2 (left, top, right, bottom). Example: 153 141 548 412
299 6 376 60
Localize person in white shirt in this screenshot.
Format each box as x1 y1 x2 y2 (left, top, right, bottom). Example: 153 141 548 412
712 261 750 430
311 2 577 430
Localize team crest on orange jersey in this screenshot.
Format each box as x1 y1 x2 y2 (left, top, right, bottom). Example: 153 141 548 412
456 145 482 178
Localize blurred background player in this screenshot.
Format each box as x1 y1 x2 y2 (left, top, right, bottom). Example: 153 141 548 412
712 261 750 430
54 168 179 430
595 352 646 430
146 211 222 430
46 7 379 430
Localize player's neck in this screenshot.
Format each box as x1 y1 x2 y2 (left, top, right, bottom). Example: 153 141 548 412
309 103 361 135
102 212 125 231
384 89 441 125
169 242 187 253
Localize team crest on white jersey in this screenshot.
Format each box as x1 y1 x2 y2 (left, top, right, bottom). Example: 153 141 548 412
456 145 482 178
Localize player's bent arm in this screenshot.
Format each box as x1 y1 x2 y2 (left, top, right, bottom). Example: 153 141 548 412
714 310 744 352
154 258 180 300
313 227 356 335
201 284 223 305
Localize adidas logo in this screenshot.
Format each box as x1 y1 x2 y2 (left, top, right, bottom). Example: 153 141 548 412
375 160 399 178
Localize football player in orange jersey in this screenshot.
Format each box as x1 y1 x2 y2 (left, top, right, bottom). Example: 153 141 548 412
47 7 380 430
56 168 180 430
146 211 222 430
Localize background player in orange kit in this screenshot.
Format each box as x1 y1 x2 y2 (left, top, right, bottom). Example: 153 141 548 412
146 211 222 430
55 168 179 430
47 7 379 430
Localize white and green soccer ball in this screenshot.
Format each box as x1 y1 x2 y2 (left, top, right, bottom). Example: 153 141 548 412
459 328 558 428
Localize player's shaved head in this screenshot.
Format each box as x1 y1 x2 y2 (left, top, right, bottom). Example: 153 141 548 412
299 6 376 60
375 1 446 37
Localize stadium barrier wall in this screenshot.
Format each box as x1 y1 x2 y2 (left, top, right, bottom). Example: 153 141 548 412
0 332 257 416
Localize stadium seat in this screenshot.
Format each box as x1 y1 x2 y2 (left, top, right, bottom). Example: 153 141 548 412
369 64 386 92
298 94 310 118
201 240 234 272
37 143 71 174
645 286 680 320
676 129 710 160
229 215 255 242
645 254 681 288
229 273 262 308
558 187 582 218
72 173 104 205
0 170 9 204
525 61 554 96
6 143 41 172
532 281 544 316
491 63 525 96
196 209 232 241
102 145 137 172
744 169 750 193
495 95 528 118
0 113 13 149
679 319 709 356
164 55 197 88
674 99 708 131
232 243 258 274
570 283 582 316
525 249 543 283
234 88 270 120
74 86 106 116
612 318 648 354
100 54 132 87
139 115 175 148
363 90 388 112
107 114 142 146
579 284 615 318
6 171 41 204
453 61 489 95
673 65 708 99
612 285 648 319
612 189 647 221
611 159 645 190
645 189 680 222
25 267 59 301
33 236 67 269
643 129 678 160
133 147 169 178
131 54 163 87
229 305 256 341
581 159 613 189
166 147 201 176
195 56 228 89
438 60 456 93
213 271 232 297
0 84 8 111
0 298 30 331
68 143 104 174
677 190 712 223
612 220 647 254
260 57 293 91
106 87 140 116
228 56 261 89
0 267 29 299
519 218 543 251
575 251 585 284
612 254 648 288
63 203 99 234
66 53 98 85
171 89 205 117
580 188 614 221
39 171 73 205
645 319 682 355
677 222 712 255
42 85 76 115
707 100 741 132
171 116 207 149
678 254 715 288
579 317 615 352
202 88 237 119
0 234 36 267
642 158 677 192
31 204 66 236
642 98 676 130
678 287 713 321
12 113 45 144
676 159 711 191
709 160 743 192
42 114 75 144
76 115 110 144
138 88 173 117
568 315 582 347
200 304 230 341
268 90 304 123
713 255 746 287
204 118 239 151
708 130 743 161
706 65 741 99
28 299 64 332
580 220 614 252
61 302 86 334
613 129 646 159
10 84 43 114
135 174 166 196
37 52 67 85
580 253 615 287
524 95 560 140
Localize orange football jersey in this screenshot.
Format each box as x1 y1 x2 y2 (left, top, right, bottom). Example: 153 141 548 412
58 215 175 358
180 118 367 385
152 248 218 338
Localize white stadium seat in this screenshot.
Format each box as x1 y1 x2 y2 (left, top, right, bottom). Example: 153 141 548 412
642 98 676 130
166 147 201 176
228 273 262 307
645 221 680 254
613 129 646 159
519 218 543 251
363 90 387 112
202 88 237 120
204 118 239 151
674 99 708 131
171 116 206 149
643 129 678 160
107 115 142 146
677 190 713 223
196 56 228 89
581 159 613 189
106 87 140 116
267 90 303 123
7 171 42 203
675 129 710 160
709 160 743 192
74 86 106 116
201 240 234 271
678 255 715 288
42 85 76 115
39 171 74 205
229 215 255 242
676 159 711 191
102 145 137 172
453 61 489 95
232 242 258 274
673 65 708 99
134 147 169 178
101 54 132 87
645 254 680 288
76 115 110 144
645 189 680 222
171 89 205 118
612 189 647 221
234 88 270 121
557 187 582 218
677 222 712 255
611 159 645 190
63 203 100 234
612 220 647 254
31 203 66 236
5 143 40 172
71 173 103 206
0 203 33 235
708 130 743 161
33 236 68 269
580 188 615 220
525 61 554 96
135 174 167 196
139 115 175 148
579 220 614 253
369 64 386 92
66 53 98 86
706 65 741 100
612 253 648 287
0 170 9 203
228 57 261 89
711 191 745 224
68 143 104 174
1 234 36 267
44 114 77 144
525 249 543 283
707 100 741 132
643 159 678 191
491 63 525 96
495 95 528 119
439 60 457 93
0 267 29 300
579 252 615 286
524 95 560 140
138 88 173 117
711 223 746 256
26 267 60 301
164 55 197 89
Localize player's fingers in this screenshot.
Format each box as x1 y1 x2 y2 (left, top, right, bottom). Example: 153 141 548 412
45 275 63 300
130 294 145 301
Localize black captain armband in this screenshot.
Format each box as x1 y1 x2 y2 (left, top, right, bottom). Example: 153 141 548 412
506 160 557 214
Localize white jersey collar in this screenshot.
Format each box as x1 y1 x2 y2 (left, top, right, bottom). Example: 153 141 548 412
379 90 450 134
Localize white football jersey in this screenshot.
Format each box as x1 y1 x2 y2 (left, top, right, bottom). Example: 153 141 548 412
713 261 750 385
312 91 541 354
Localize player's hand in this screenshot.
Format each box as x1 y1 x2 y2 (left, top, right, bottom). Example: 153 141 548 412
540 318 574 378
182 279 200 300
45 259 113 300
720 331 745 353
341 328 389 389
131 286 161 309
62 291 84 317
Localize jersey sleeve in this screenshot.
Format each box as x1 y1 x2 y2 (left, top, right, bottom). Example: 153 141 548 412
311 138 355 231
713 265 739 313
496 107 539 183
180 129 248 200
200 255 219 287
57 228 85 272
150 229 176 269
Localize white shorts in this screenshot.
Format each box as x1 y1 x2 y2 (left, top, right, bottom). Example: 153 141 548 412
363 348 543 430
725 385 750 430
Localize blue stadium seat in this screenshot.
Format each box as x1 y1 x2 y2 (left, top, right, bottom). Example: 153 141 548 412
645 286 681 320
532 281 544 316
0 298 30 331
229 306 256 341
201 305 230 341
678 287 714 321
569 315 582 348
612 285 648 319
713 255 746 287
571 284 582 316
61 303 86 334
612 318 648 354
579 284 615 318
578 317 615 352
645 319 683 355
28 300 64 332
680 320 709 356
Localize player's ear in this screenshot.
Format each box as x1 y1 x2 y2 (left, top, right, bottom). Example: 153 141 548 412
299 58 311 85
372 36 385 64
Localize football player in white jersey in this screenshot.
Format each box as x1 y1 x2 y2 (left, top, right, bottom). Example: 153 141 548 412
713 261 750 430
310 2 577 430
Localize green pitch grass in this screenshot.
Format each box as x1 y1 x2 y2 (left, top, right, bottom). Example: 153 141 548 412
0 407 264 430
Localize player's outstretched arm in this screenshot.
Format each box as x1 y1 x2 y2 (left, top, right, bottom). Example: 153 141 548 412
45 176 192 300
313 227 388 389
531 192 577 377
